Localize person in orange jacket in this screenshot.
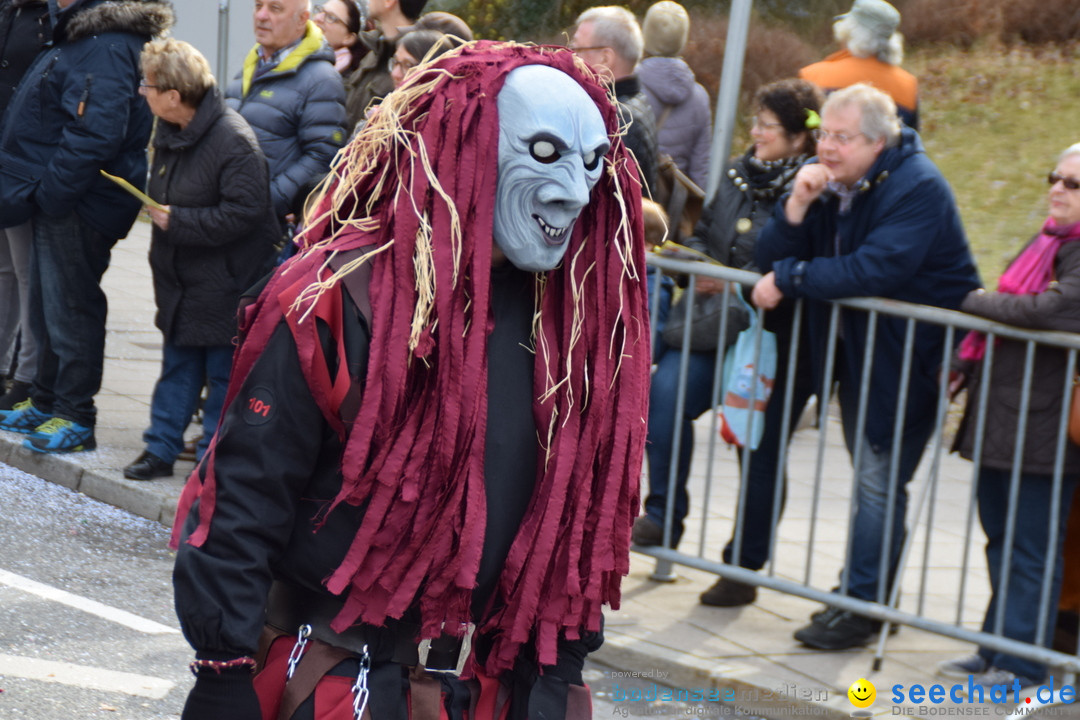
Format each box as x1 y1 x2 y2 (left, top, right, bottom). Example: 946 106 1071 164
799 0 918 130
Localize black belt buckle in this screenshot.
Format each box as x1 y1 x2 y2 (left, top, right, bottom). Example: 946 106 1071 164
417 623 474 676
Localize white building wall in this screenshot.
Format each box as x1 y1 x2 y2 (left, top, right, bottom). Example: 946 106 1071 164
169 0 255 86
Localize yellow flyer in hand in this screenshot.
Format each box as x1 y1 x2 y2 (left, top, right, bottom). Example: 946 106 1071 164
653 239 720 264
99 170 168 212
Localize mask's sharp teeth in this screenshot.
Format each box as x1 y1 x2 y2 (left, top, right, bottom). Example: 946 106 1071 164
535 215 566 240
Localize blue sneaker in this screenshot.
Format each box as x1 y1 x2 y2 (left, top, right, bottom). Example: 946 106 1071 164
0 399 52 434
23 417 96 453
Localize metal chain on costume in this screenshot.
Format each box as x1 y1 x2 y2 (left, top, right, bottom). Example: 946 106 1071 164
286 624 312 680
351 644 371 719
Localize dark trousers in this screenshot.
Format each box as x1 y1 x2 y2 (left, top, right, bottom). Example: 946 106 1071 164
143 341 232 464
977 467 1078 682
837 377 934 603
28 211 115 427
722 310 816 570
644 342 718 545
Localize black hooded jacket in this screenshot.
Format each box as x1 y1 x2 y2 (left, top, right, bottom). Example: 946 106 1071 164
147 88 279 347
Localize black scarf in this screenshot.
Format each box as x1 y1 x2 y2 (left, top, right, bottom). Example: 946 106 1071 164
742 149 808 200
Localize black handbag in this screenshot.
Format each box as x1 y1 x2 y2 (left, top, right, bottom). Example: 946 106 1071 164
661 289 749 352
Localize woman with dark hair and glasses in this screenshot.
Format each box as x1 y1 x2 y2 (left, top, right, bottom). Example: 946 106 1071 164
314 0 365 75
634 79 824 609
939 143 1080 691
389 29 453 89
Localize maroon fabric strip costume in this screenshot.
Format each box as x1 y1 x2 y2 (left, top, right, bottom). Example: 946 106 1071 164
172 42 650 676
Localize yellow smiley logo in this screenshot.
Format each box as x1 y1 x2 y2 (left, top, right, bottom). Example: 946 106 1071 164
848 678 876 708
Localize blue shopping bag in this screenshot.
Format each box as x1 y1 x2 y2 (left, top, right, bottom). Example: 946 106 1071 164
718 287 777 450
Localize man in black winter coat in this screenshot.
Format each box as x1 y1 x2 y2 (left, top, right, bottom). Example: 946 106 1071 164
0 0 49 411
0 0 175 453
571 5 659 197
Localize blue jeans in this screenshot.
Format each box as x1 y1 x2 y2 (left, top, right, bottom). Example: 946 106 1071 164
28 211 115 427
644 343 719 545
144 340 233 464
976 467 1077 682
839 381 935 603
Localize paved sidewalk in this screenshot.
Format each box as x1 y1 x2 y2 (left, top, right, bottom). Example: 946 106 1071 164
0 221 1059 719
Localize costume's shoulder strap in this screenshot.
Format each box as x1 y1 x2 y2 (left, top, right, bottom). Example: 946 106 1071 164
330 247 374 332
274 246 376 437
329 248 374 428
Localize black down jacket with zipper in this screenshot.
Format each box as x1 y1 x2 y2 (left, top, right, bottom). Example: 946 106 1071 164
147 87 279 347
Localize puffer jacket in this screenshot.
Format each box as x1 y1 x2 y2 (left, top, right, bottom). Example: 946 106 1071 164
756 127 982 450
0 0 49 117
956 240 1080 475
147 88 279 347
638 56 712 189
0 0 173 236
226 21 346 218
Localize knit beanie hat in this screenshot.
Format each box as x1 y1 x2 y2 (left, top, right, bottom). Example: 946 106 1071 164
642 1 689 58
836 0 901 40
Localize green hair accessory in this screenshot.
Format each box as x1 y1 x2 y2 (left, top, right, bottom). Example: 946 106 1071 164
805 109 821 129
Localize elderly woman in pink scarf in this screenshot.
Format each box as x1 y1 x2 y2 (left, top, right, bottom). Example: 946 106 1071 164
940 143 1080 692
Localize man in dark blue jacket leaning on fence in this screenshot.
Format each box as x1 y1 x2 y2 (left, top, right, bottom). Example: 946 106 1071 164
752 83 981 650
0 0 174 452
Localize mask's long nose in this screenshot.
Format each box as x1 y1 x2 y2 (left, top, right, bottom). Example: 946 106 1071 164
537 161 591 214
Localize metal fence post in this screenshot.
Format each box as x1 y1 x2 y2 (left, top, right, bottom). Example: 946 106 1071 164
217 0 231 86
704 0 753 205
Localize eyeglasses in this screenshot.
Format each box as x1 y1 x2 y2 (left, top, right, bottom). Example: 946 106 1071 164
569 45 608 54
313 4 343 25
750 116 783 132
388 56 416 74
139 80 160 90
1048 172 1080 191
812 129 866 146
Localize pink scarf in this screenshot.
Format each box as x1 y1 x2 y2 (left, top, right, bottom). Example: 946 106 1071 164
959 217 1080 361
334 47 351 73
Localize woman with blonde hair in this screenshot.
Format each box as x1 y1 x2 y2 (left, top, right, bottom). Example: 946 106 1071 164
123 39 279 481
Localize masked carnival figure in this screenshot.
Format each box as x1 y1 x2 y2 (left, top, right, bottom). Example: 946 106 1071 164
171 42 651 720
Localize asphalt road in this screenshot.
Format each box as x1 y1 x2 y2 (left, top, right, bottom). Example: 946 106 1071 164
0 463 191 718
0 462 756 719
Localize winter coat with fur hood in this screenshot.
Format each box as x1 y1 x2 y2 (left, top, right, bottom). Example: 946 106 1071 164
0 0 173 238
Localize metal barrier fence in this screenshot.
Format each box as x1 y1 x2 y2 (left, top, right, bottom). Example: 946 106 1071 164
643 253 1080 676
